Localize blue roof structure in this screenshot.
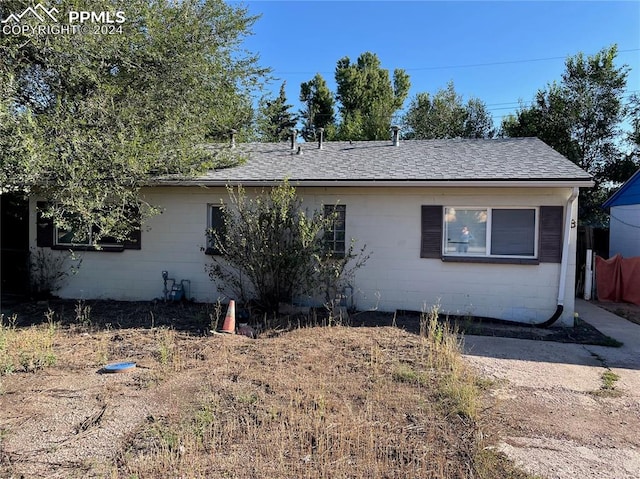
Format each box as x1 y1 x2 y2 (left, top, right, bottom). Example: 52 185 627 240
603 168 640 208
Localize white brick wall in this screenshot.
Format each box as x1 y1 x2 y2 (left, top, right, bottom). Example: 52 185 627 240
30 185 579 325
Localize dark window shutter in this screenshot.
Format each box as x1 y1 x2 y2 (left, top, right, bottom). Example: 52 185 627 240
539 206 563 263
123 207 142 250
123 228 141 250
36 202 53 247
421 205 442 258
205 205 225 255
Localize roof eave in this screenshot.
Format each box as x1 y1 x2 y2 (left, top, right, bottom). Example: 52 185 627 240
602 168 640 208
152 179 595 188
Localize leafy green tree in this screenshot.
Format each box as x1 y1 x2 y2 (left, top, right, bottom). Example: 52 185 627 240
207 181 370 314
299 73 336 141
463 98 496 139
256 81 298 142
501 45 631 225
0 0 265 242
626 93 640 157
334 52 410 140
605 93 640 184
403 81 494 139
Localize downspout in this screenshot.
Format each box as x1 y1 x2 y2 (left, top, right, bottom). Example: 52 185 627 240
538 187 579 328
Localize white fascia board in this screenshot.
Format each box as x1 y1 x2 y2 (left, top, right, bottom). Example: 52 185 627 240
153 179 595 188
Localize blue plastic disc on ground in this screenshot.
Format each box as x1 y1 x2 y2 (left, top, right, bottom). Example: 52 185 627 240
103 362 136 373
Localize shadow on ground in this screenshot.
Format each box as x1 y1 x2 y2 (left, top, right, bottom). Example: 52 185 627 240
1 297 622 348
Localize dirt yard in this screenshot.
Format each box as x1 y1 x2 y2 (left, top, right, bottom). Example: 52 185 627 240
1 299 639 478
0 300 522 478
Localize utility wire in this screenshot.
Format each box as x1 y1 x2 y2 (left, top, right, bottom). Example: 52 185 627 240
609 212 640 229
272 48 640 76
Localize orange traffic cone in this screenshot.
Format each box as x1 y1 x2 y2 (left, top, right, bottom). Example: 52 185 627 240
220 300 236 334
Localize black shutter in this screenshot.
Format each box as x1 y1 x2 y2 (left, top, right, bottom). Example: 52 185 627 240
123 206 142 250
36 202 54 247
539 206 563 263
421 205 442 258
123 228 141 250
205 205 225 255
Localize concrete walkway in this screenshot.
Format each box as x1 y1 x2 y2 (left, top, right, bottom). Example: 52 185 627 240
463 301 640 479
575 298 640 370
463 299 640 372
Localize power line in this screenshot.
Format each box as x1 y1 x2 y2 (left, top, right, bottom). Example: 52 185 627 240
272 48 640 76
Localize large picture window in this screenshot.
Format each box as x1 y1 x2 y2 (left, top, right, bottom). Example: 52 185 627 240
37 202 141 251
444 207 537 258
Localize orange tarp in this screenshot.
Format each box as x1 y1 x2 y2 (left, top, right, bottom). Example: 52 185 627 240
596 255 640 306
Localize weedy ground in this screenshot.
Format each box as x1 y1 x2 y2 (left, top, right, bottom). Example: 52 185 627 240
0 300 534 478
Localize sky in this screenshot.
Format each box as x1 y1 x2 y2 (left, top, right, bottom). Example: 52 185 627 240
231 0 640 131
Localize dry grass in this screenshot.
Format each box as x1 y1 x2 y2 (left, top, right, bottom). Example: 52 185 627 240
0 312 57 375
115 308 525 478
0 302 532 478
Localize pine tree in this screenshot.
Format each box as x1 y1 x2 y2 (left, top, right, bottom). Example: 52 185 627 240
334 52 410 140
256 82 298 142
299 73 336 141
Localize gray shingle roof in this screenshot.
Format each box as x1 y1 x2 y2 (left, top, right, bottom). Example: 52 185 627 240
163 137 593 186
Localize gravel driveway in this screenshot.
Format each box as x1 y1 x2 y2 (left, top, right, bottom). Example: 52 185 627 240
463 300 640 479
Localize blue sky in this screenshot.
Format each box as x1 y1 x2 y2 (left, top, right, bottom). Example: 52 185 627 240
233 0 640 130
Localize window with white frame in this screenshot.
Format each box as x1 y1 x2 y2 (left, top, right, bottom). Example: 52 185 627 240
444 207 537 258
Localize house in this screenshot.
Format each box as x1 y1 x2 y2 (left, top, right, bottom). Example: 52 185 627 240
29 135 593 326
603 168 640 258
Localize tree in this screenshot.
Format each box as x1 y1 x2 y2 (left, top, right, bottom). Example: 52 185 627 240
464 98 496 139
207 181 370 314
403 81 494 139
0 0 266 243
626 93 640 157
501 45 631 225
605 92 640 184
334 52 410 140
299 73 336 142
256 81 298 142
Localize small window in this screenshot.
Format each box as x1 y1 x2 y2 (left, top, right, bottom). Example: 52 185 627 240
324 204 346 257
444 207 537 258
206 204 225 255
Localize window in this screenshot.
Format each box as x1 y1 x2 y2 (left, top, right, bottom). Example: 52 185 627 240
444 208 487 255
421 205 563 263
205 204 225 255
53 223 140 250
56 223 125 249
324 204 346 257
444 207 537 258
490 209 535 256
36 202 141 251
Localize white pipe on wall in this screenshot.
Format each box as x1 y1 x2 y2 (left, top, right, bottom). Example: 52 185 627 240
584 248 593 301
